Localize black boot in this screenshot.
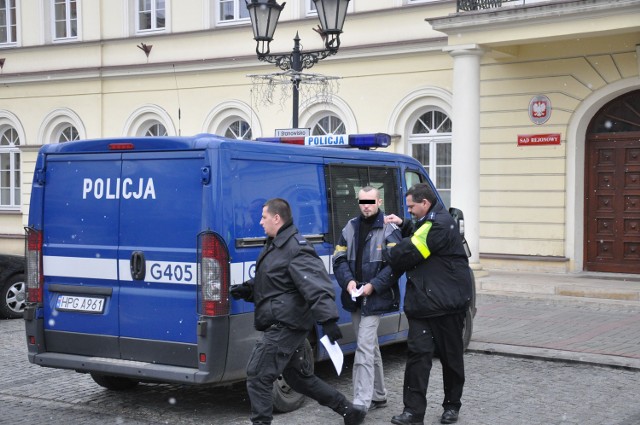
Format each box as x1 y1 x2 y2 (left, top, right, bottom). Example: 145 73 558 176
337 402 366 425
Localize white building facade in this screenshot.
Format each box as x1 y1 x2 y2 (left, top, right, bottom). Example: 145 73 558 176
1 0 639 276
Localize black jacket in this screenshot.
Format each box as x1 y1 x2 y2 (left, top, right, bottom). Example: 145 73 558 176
333 210 402 315
383 202 472 319
248 221 339 331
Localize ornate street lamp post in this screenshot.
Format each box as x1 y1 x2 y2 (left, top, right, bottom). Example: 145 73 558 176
246 0 350 128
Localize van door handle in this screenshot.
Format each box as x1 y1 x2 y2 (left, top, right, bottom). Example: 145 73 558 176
130 251 146 281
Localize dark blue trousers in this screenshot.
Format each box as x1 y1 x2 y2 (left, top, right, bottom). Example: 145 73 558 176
246 324 346 424
403 313 466 419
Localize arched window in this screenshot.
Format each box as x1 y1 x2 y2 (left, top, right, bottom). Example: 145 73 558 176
409 109 452 207
38 108 86 144
588 89 640 133
58 124 80 142
203 101 260 139
311 114 345 135
143 121 168 137
123 105 175 137
0 127 20 208
224 119 252 140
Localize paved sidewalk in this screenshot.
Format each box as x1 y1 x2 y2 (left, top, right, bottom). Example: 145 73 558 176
470 270 640 370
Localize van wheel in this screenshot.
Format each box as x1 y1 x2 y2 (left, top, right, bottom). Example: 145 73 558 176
272 339 314 413
0 273 26 319
462 307 474 350
90 373 139 390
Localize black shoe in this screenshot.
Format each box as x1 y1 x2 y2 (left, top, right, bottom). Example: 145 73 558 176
343 404 366 425
391 411 424 425
440 409 459 424
369 399 387 410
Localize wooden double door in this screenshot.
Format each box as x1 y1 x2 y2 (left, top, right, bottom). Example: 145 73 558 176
585 133 640 273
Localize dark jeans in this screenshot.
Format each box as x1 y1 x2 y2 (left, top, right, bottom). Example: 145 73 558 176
403 313 466 419
246 324 346 424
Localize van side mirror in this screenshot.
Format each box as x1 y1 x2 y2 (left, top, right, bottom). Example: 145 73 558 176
449 207 472 258
448 207 465 237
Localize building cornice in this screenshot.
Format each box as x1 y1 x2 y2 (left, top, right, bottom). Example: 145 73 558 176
0 38 448 84
427 0 640 33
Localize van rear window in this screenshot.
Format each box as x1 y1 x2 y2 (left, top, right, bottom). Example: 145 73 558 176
325 164 401 245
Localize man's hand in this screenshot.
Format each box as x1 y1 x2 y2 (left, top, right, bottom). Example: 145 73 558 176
347 280 358 293
230 282 252 301
384 214 402 225
322 320 343 344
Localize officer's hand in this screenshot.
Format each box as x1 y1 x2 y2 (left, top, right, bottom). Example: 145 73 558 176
322 320 343 344
230 282 252 300
384 214 402 225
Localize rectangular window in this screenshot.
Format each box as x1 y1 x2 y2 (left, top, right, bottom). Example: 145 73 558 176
325 164 401 244
137 0 165 32
0 0 16 44
0 151 20 208
218 0 249 23
308 0 317 13
53 0 77 40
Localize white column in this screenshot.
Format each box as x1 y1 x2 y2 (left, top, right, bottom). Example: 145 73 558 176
445 45 483 267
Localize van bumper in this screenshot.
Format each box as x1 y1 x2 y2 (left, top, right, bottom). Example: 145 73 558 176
30 351 217 384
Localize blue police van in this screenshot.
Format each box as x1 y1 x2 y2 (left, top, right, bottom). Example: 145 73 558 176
24 133 475 412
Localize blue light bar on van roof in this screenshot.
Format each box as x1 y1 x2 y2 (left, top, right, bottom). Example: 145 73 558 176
255 133 391 149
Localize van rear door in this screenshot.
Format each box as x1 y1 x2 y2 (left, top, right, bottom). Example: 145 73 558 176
41 148 206 367
118 151 205 366
42 152 123 357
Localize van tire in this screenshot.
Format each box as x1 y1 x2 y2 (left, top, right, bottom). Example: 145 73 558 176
0 273 26 319
272 339 313 413
462 307 473 350
90 373 139 390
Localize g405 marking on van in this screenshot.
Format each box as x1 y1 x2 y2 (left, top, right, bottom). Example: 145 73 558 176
148 261 195 284
82 178 156 200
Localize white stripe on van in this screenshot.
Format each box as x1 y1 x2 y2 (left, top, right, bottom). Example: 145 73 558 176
229 255 333 286
43 256 118 280
118 260 197 285
43 255 334 284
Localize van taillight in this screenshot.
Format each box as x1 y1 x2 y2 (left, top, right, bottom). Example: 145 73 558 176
197 231 229 317
25 228 43 304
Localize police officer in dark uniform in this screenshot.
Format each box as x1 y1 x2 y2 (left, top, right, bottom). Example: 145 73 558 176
383 183 473 425
230 198 366 425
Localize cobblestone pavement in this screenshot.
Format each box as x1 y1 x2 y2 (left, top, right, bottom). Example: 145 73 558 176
2 294 640 425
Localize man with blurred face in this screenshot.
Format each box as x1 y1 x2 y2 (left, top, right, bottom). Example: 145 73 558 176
333 186 402 414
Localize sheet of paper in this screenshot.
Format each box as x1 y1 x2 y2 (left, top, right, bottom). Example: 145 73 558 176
350 285 364 301
320 335 344 376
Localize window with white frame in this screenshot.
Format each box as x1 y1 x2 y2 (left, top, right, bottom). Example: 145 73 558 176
137 0 166 32
0 127 20 209
307 0 317 13
58 125 80 143
224 119 252 140
218 0 249 23
141 121 168 137
53 0 77 40
0 0 17 45
311 114 345 135
409 109 452 207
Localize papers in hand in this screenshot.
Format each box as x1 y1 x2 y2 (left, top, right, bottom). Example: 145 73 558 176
350 285 365 301
320 335 344 376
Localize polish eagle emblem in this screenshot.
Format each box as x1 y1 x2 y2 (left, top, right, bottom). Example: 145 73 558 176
532 101 547 118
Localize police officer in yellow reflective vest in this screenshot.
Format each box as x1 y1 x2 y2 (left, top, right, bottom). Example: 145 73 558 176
383 183 472 425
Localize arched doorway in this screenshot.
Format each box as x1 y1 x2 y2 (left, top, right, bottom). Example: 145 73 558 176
584 89 640 273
